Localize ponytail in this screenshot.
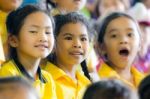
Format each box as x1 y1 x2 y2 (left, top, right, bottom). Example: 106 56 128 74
81 60 92 81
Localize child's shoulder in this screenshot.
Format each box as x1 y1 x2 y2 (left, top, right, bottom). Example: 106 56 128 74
0 60 19 76
1 60 16 68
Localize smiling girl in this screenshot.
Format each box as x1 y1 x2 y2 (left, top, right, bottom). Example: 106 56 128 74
45 12 91 99
0 5 56 99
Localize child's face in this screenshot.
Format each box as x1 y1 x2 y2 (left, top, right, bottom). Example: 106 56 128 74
55 0 86 12
10 12 54 59
0 0 22 13
55 22 89 66
103 17 140 69
99 0 125 15
0 83 37 99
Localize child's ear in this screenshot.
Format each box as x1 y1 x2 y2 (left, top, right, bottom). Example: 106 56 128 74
8 35 18 48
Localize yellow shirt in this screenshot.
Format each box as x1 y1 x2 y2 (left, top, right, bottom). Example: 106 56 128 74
0 11 6 64
0 10 7 45
98 62 145 89
45 62 91 99
0 37 5 65
0 60 57 99
0 10 8 60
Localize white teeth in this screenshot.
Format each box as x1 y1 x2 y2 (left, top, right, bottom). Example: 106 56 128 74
72 53 81 55
70 52 82 55
35 45 47 48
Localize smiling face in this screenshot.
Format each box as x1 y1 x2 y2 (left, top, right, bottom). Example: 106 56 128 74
55 22 90 67
10 11 54 59
99 0 125 15
103 16 140 69
54 0 86 13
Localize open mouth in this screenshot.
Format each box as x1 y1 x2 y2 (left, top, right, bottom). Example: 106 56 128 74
119 48 129 56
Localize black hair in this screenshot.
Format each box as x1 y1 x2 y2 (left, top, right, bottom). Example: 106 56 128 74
6 4 55 59
138 75 150 99
47 12 92 81
54 12 93 39
0 76 32 87
97 12 140 44
83 79 135 99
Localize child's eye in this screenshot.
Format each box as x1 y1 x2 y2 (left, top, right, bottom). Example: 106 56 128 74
110 34 117 38
46 32 52 34
127 33 134 37
81 37 87 41
64 36 72 40
29 31 37 33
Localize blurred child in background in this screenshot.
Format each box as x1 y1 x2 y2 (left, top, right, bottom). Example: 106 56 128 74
138 74 150 99
128 2 150 74
0 0 23 60
46 0 86 15
0 76 39 99
83 79 138 99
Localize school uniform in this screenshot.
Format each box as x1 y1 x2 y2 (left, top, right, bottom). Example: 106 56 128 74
45 62 91 99
0 59 57 99
0 37 4 65
0 10 7 45
0 10 7 64
98 62 145 89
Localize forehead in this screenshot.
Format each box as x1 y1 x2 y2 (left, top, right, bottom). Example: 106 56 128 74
23 11 52 27
106 16 138 32
59 22 88 35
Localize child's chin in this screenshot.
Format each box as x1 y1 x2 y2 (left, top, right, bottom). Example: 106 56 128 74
37 54 48 59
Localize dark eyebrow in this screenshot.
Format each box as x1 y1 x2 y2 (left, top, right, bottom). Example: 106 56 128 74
63 33 73 36
63 33 88 37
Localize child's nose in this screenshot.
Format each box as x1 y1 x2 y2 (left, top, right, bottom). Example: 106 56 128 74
73 39 81 48
120 37 128 44
39 32 47 42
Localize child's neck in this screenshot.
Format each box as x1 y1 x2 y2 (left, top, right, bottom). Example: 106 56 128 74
113 65 133 83
17 54 41 78
56 60 77 81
